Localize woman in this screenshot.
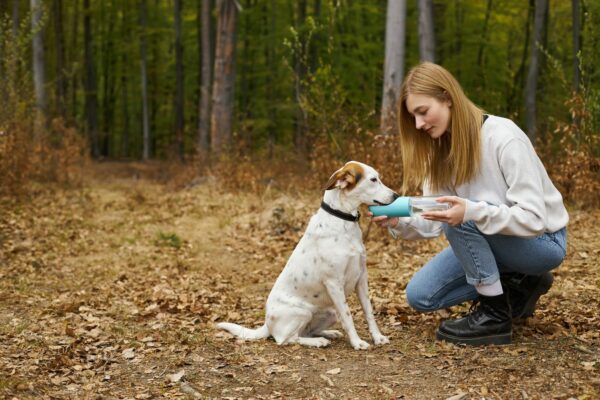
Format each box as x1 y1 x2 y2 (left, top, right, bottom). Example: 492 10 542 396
372 62 568 346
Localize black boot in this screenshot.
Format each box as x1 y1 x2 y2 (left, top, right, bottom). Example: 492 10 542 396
436 292 512 346
502 272 554 319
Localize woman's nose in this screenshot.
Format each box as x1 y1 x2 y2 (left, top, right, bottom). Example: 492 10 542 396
415 116 425 130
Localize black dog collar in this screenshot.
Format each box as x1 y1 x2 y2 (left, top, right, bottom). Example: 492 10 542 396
320 202 360 222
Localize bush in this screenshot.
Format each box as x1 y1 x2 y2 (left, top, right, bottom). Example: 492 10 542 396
0 12 86 197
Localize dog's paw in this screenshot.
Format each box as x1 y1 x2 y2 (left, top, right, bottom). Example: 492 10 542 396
311 337 331 348
351 338 370 350
372 333 390 345
320 330 343 339
296 336 331 347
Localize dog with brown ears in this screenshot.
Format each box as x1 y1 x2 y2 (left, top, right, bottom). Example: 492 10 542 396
217 161 398 350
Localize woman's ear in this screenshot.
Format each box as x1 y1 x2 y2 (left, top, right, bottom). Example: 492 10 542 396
441 90 452 107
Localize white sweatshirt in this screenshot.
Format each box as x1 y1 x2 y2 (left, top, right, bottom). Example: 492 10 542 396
389 115 569 239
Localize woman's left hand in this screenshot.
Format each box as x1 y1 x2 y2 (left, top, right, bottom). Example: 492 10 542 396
421 196 466 226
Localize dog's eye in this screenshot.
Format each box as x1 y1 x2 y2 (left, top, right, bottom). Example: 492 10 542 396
370 178 377 182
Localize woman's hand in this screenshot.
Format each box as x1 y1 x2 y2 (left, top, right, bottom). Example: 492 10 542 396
421 196 466 225
367 212 399 228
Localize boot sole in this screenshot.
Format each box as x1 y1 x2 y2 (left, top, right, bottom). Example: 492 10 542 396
515 273 554 319
436 329 512 346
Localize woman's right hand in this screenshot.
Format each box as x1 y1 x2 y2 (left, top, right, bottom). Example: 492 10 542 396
367 212 399 228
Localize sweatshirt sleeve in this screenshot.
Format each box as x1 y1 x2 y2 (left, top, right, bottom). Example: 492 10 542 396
463 138 547 237
388 217 443 240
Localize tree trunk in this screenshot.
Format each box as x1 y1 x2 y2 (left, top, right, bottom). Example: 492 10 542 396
12 0 19 37
84 0 99 157
53 0 67 118
477 0 493 68
265 0 277 158
417 0 435 62
31 0 47 140
572 0 581 93
525 0 548 144
140 0 151 160
174 0 185 161
121 55 130 158
70 0 80 122
101 1 117 157
310 0 321 74
506 0 533 115
210 0 239 154
380 0 406 135
8 0 20 88
293 0 308 157
476 0 493 91
198 0 212 152
121 0 130 158
239 0 254 150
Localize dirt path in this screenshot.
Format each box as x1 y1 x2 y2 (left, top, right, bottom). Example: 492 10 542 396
1 163 599 399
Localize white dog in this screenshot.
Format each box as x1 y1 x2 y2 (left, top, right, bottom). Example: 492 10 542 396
217 161 398 350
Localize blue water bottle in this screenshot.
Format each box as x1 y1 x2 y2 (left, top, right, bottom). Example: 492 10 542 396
368 196 449 217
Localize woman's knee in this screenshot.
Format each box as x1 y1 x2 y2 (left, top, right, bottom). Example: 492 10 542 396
405 279 438 312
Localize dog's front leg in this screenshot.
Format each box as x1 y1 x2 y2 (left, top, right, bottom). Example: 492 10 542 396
356 269 390 345
324 280 370 350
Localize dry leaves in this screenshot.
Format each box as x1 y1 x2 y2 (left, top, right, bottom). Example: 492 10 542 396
1 164 599 399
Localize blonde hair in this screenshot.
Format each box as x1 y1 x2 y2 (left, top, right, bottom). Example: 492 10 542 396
398 62 484 194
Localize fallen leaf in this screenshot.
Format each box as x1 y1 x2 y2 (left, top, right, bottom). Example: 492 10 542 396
319 374 335 387
122 348 135 359
167 369 185 383
581 361 600 371
445 393 468 400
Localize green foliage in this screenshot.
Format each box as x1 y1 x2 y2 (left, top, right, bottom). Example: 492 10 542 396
157 232 183 249
0 0 598 172
0 10 36 125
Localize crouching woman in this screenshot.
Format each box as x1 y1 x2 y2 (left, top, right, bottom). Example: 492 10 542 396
372 62 568 345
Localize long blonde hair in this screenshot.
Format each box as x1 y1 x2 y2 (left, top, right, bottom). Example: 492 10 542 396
398 62 484 194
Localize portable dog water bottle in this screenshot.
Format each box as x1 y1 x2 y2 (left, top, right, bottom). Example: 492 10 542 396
368 196 450 217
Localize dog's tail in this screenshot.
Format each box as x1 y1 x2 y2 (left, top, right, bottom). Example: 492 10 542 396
216 322 270 340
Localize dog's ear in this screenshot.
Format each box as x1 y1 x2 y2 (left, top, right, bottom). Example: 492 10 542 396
323 163 363 191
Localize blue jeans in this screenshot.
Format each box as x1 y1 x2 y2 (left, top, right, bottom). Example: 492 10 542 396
405 221 567 312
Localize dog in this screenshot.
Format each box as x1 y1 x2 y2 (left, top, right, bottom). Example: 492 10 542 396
216 161 398 350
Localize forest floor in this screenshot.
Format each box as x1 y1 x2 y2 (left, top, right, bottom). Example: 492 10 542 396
1 162 599 400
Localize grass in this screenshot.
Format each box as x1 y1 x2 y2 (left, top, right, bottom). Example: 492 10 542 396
156 232 183 249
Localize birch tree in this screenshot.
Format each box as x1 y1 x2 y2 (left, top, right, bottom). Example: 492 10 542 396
417 0 435 62
380 0 406 135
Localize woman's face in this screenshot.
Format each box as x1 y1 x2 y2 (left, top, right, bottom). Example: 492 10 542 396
405 93 452 139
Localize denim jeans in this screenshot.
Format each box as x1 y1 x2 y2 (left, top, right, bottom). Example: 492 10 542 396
405 221 567 312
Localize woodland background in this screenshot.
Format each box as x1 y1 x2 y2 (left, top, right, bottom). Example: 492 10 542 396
0 0 599 399
0 0 598 198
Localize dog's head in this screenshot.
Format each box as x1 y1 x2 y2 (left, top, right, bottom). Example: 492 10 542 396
324 161 398 206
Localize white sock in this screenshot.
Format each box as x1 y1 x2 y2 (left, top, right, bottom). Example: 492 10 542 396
475 279 503 297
